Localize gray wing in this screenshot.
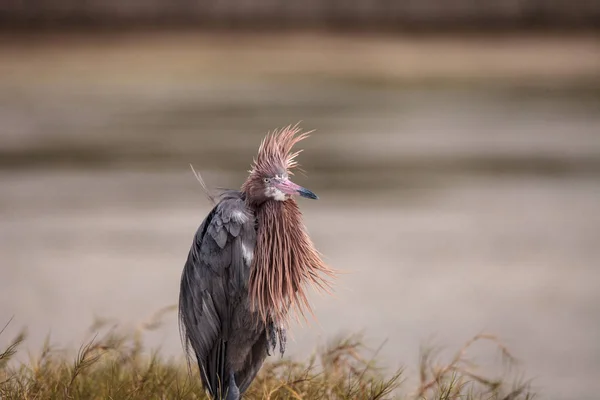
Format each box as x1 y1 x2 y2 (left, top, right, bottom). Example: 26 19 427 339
178 191 256 397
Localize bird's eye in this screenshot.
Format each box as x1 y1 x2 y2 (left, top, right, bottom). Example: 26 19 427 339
263 178 270 183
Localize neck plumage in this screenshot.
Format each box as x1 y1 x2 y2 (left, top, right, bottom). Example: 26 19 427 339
249 199 335 325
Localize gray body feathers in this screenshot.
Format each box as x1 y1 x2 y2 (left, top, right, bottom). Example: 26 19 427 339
179 190 285 399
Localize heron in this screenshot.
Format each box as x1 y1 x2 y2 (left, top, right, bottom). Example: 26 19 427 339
179 125 335 400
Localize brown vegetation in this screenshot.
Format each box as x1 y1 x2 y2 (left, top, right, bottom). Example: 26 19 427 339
0 311 533 400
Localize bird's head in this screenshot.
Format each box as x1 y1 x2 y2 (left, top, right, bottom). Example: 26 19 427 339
242 125 318 205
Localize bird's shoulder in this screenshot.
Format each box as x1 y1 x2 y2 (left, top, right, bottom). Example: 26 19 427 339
188 190 256 275
204 191 254 248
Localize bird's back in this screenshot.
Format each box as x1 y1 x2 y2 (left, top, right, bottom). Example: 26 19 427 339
179 191 282 399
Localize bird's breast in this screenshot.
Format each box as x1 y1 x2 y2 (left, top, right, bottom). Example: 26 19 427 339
241 242 254 266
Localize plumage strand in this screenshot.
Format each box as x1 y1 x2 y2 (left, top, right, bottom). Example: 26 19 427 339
245 125 336 325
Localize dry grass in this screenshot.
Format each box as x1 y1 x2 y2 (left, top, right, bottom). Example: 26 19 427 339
0 311 534 400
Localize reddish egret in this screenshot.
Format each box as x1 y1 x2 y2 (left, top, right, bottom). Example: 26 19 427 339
179 125 335 400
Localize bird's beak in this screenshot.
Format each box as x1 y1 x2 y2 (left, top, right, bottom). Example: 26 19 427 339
276 179 319 200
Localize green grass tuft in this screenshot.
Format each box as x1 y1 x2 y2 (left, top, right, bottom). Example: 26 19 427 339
0 311 534 400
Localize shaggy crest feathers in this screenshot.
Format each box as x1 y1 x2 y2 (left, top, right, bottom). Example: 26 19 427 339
244 125 336 325
249 123 311 177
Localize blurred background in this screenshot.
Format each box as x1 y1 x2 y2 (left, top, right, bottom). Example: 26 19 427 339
1 2 599 399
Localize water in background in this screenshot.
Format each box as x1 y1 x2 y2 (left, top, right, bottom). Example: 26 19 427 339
1 34 599 399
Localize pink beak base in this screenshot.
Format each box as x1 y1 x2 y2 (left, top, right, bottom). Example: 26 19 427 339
275 179 319 199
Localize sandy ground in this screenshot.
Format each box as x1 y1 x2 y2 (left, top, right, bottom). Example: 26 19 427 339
1 169 599 399
1 32 600 399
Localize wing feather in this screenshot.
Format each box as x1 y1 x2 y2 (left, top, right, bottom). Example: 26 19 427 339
179 191 255 398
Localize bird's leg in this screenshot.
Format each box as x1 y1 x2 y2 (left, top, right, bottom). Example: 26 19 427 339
277 326 287 357
225 371 240 400
265 320 277 356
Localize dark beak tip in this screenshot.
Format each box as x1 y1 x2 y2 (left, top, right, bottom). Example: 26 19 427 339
298 188 318 200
